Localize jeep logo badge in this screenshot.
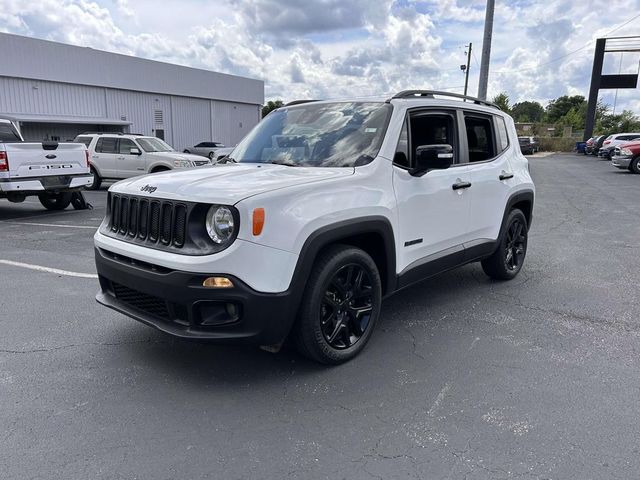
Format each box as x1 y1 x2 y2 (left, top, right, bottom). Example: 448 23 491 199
140 184 157 193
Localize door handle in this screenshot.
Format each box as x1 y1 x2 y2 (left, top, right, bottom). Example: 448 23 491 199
452 181 472 190
499 172 514 180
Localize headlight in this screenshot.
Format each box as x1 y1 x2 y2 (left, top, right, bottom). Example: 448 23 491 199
205 205 235 244
620 148 633 156
174 160 193 168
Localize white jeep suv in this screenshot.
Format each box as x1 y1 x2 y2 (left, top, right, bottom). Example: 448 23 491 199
94 91 535 364
75 133 211 190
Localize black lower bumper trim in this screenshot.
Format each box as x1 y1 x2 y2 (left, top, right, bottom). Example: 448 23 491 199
95 248 297 345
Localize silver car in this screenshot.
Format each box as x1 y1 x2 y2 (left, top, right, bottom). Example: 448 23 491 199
183 142 226 159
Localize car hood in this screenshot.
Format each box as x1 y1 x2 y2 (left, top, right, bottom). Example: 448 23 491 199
146 151 206 162
110 163 354 204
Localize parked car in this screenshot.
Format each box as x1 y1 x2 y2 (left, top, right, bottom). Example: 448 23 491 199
93 90 535 364
592 135 607 156
518 136 537 155
584 137 596 155
75 133 211 190
611 141 640 173
212 146 235 162
1 118 92 210
598 133 640 159
183 141 226 160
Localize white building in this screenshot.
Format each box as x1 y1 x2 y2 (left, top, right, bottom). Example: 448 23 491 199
0 32 264 150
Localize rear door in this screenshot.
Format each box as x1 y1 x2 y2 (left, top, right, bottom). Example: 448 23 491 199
464 112 514 247
116 138 145 178
92 137 118 178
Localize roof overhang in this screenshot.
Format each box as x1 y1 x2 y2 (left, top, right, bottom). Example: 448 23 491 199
1 113 132 125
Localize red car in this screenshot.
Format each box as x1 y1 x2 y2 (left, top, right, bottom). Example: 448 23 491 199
611 141 640 173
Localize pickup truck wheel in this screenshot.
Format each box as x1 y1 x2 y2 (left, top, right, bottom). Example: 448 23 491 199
630 157 640 174
481 209 528 280
38 192 72 211
87 166 101 190
293 245 382 364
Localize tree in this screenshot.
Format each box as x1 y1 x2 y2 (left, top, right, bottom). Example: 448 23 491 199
546 95 586 124
262 100 284 118
596 110 640 134
511 101 544 123
492 92 511 114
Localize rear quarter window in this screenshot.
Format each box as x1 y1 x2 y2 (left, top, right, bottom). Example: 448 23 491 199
496 116 509 152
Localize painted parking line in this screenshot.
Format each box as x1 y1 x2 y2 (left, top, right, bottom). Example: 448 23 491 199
0 221 99 230
0 259 98 279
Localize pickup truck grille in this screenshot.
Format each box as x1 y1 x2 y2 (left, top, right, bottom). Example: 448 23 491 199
106 194 188 249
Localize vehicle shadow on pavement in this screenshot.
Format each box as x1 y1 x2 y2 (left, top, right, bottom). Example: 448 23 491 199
109 264 499 386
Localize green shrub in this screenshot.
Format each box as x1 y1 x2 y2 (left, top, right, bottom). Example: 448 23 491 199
537 137 575 152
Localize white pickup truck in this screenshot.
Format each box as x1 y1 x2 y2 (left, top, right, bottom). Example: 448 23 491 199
0 119 93 210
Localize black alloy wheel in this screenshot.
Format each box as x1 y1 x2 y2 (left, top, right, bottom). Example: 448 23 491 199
320 264 374 349
481 208 528 280
504 218 526 271
293 245 382 364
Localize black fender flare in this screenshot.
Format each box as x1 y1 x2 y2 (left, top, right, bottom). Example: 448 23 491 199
499 189 534 237
278 216 396 338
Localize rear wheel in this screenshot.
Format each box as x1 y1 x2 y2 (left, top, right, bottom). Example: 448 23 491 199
481 209 528 280
293 245 382 364
38 192 72 211
208 151 215 160
630 157 640 174
87 166 101 190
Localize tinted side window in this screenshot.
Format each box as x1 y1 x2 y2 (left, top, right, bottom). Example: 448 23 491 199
119 138 138 154
96 137 117 154
464 115 495 162
496 116 509 152
393 119 410 168
195 142 205 147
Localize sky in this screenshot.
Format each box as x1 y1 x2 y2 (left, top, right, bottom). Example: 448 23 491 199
1 0 639 113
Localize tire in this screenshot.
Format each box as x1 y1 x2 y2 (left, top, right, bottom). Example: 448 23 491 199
151 167 171 173
86 166 101 190
630 157 640 174
208 151 215 160
292 245 382 364
38 192 72 211
481 209 528 280
183 149 190 153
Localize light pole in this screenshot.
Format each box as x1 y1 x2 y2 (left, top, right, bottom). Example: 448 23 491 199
478 0 495 100
461 43 472 97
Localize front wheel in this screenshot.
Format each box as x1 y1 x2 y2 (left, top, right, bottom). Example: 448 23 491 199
630 157 640 174
292 245 382 364
208 151 215 160
481 209 528 280
38 192 72 211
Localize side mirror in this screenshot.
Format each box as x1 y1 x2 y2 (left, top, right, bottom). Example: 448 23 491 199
410 144 454 177
130 147 141 155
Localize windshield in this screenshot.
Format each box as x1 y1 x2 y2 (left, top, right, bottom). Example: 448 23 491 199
0 124 22 143
137 138 174 152
232 102 392 167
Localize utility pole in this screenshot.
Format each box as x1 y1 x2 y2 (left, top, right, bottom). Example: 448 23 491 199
477 0 495 100
463 43 472 97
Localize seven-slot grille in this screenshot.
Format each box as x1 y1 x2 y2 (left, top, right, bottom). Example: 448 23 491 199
108 194 187 248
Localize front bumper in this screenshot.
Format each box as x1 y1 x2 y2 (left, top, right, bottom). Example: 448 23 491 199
95 247 298 345
611 156 632 169
0 174 93 193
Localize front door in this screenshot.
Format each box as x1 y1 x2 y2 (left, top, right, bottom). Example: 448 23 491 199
116 138 145 178
393 110 473 273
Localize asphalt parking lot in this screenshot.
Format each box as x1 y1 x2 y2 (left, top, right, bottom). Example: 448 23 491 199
1 154 639 480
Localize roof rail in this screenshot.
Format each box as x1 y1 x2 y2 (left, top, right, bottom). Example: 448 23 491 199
389 90 500 109
284 99 320 107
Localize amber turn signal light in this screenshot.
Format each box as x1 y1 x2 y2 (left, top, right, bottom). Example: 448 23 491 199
202 277 234 288
253 208 265 236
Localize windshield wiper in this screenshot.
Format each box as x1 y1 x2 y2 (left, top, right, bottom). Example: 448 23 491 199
267 160 299 167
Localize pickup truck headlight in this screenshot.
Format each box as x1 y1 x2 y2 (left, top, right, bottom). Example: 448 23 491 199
205 205 235 244
173 160 193 168
620 148 633 156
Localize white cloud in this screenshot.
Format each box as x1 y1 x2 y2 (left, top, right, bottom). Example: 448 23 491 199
0 0 638 113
